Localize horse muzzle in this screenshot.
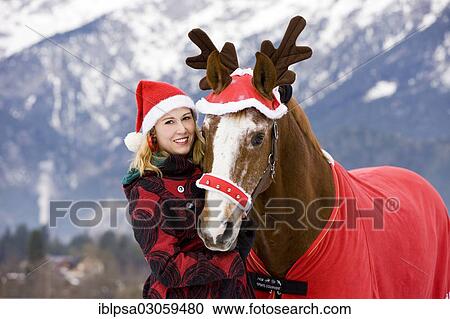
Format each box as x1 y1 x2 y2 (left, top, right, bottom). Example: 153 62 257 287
197 217 237 251
196 173 250 250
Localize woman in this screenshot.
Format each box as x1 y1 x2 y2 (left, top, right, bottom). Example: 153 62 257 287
122 80 255 298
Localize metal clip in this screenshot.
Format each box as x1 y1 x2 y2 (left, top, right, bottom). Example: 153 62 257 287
270 164 276 180
273 121 279 140
268 153 274 165
268 154 276 180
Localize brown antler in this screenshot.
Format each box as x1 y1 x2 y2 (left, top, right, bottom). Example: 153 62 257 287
186 28 239 91
260 16 312 86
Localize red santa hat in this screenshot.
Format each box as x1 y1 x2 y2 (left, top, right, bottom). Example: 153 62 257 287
124 80 195 152
195 68 287 119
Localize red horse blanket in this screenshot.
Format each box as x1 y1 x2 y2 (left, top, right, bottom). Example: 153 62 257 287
247 161 449 298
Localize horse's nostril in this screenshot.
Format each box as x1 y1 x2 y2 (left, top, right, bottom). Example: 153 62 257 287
217 221 233 243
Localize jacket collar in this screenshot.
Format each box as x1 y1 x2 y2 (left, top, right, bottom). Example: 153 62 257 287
154 154 198 178
122 154 198 186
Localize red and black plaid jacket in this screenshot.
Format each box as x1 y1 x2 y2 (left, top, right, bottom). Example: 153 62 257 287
123 154 254 298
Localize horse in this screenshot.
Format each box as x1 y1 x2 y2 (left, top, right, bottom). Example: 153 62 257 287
185 16 449 298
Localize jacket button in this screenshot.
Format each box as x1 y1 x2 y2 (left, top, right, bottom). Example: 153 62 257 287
177 185 184 193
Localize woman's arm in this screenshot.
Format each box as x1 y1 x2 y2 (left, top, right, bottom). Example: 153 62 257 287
130 187 244 289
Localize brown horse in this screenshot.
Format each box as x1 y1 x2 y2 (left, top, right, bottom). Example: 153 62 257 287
186 16 449 298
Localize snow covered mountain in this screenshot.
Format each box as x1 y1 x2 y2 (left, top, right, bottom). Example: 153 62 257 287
0 0 449 238
0 0 142 59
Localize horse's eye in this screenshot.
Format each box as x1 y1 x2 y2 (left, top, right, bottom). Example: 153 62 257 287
251 133 265 146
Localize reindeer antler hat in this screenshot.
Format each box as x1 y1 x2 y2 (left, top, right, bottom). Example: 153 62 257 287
186 16 312 119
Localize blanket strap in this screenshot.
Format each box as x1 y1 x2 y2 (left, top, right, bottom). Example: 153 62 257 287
248 272 308 298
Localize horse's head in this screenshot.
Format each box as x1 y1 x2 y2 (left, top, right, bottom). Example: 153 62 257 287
198 107 274 251
186 16 312 250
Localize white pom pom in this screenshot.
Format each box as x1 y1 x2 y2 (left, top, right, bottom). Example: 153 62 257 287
124 132 144 152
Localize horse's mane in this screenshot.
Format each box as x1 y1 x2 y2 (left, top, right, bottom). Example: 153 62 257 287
286 98 323 155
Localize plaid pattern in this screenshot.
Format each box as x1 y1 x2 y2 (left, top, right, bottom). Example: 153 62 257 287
124 155 254 298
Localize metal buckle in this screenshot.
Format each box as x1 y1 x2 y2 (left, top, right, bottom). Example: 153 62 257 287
273 121 279 140
268 153 273 165
268 153 276 179
269 121 278 180
270 163 276 180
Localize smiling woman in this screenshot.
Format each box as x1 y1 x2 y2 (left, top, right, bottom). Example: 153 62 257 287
128 106 204 178
154 109 197 156
121 80 255 299
124 81 204 178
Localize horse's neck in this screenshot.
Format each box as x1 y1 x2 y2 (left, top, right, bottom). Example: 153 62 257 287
252 108 335 278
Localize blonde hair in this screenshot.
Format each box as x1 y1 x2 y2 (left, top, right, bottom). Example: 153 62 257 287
129 113 205 177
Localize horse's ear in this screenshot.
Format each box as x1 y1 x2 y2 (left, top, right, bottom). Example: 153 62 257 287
206 51 232 94
253 52 277 100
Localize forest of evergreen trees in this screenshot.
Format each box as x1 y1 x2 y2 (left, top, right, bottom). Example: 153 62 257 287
0 225 147 298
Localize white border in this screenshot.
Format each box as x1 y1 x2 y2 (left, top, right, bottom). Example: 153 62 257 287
0 299 449 317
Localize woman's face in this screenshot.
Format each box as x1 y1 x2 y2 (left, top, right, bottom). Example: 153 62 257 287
154 107 196 155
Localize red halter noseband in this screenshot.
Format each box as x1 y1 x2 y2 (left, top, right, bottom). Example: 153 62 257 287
196 173 252 212
196 121 280 215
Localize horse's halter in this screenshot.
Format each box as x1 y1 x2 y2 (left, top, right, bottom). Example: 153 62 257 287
250 120 279 203
196 119 279 216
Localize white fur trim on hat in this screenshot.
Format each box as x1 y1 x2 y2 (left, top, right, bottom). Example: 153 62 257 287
141 95 195 134
195 87 287 119
124 132 144 152
231 68 253 76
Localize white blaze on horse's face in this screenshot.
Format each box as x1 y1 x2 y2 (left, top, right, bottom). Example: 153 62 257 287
198 109 272 251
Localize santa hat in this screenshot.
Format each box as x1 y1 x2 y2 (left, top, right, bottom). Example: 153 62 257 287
124 80 195 152
195 68 287 119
